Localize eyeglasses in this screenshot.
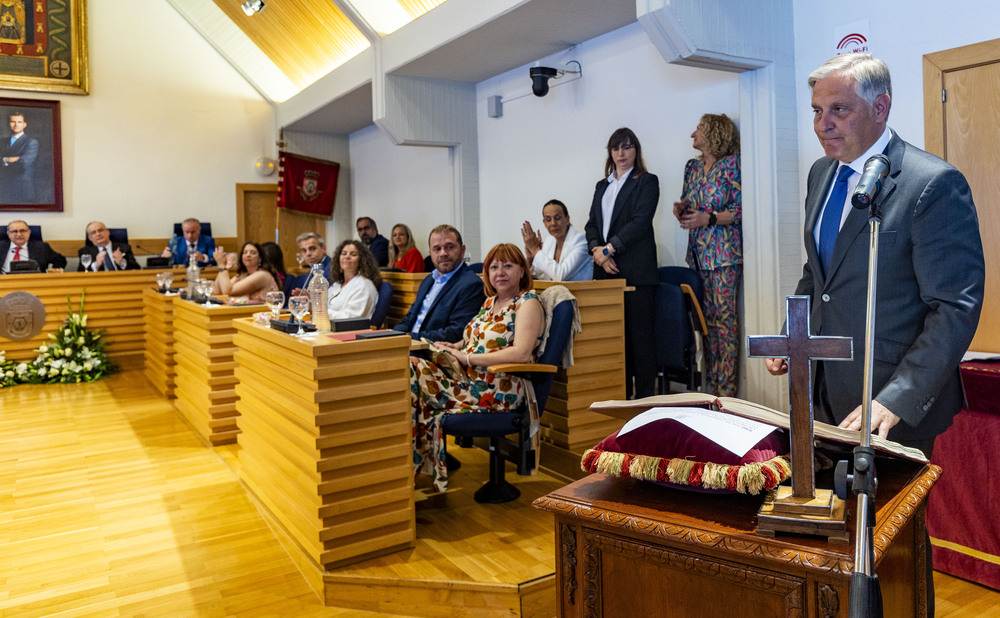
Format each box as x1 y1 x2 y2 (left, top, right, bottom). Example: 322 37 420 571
8 228 29 234
611 144 635 152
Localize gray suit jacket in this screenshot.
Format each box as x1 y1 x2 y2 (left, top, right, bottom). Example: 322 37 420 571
795 133 985 444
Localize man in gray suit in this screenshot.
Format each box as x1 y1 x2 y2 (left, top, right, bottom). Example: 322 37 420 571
767 53 985 456
1 111 39 203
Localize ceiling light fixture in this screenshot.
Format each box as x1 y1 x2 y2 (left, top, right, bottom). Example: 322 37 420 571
241 0 265 16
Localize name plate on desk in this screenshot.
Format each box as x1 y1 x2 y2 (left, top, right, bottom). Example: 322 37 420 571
332 318 370 332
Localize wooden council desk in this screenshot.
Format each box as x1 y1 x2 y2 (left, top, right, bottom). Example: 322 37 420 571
142 287 177 398
534 459 939 618
380 272 628 481
232 320 414 598
0 269 162 367
172 298 260 445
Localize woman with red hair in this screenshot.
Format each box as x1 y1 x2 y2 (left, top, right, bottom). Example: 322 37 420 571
410 243 544 492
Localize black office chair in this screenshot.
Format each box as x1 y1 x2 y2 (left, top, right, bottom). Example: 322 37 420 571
655 266 708 393
1 224 42 240
85 228 129 247
370 281 394 328
468 262 483 274
172 222 213 238
441 295 576 503
423 255 433 272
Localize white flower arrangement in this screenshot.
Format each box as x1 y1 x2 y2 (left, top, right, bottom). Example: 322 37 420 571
0 291 115 388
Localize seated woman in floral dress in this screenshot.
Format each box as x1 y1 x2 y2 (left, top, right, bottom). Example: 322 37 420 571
409 243 544 492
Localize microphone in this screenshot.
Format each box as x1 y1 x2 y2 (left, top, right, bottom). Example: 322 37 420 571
851 154 890 209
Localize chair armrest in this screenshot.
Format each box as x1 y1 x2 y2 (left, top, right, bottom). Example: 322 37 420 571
680 283 709 334
487 363 558 374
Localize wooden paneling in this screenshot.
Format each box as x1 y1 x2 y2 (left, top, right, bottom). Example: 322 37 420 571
0 270 162 368
172 300 260 445
142 287 177 398
233 320 415 580
236 183 325 275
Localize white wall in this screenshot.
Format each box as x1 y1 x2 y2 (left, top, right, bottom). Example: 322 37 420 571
792 0 998 191
349 124 454 256
476 23 739 266
1 0 273 243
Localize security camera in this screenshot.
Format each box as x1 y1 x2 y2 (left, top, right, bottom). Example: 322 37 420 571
530 66 559 97
529 62 582 97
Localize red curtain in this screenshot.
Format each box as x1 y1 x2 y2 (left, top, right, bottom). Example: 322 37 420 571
277 151 339 218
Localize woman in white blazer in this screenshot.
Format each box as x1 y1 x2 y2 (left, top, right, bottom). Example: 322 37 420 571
520 199 591 282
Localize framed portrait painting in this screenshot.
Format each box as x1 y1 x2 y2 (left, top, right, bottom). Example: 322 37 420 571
1 97 62 212
0 0 89 95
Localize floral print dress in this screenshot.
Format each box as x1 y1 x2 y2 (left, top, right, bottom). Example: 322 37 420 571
410 290 538 492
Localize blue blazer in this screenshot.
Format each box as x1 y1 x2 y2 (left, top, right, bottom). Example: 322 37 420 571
796 133 985 444
393 262 485 343
168 234 216 266
285 255 332 298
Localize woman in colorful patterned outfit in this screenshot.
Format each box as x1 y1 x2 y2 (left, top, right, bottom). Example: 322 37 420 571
409 243 544 492
672 114 742 396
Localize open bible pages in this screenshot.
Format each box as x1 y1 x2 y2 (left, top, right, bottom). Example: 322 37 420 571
589 393 928 463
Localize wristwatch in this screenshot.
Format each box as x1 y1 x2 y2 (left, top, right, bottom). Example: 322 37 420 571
708 212 718 226
602 243 614 256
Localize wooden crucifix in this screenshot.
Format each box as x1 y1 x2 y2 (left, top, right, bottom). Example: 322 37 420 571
748 295 853 504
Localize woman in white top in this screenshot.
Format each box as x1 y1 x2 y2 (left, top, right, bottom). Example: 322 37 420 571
327 239 381 320
520 199 591 282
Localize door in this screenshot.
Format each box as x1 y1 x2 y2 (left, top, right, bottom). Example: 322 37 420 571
924 39 1000 353
236 183 325 275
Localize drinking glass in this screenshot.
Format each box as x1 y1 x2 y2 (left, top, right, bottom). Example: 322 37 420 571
163 271 174 290
288 295 310 336
265 291 285 321
80 254 93 271
199 279 215 305
156 273 166 291
295 252 305 269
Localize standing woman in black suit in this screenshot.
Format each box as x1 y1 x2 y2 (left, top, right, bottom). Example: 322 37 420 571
585 127 660 399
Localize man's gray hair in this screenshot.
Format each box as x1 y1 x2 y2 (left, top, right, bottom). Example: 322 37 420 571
808 53 892 113
296 231 325 247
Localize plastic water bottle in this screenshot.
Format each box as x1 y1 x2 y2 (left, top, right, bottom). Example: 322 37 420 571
186 254 200 300
308 264 330 331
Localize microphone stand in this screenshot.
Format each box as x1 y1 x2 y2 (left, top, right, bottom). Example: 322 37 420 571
847 197 883 618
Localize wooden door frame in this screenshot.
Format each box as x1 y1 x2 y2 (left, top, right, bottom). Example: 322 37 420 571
236 183 278 249
923 38 1000 157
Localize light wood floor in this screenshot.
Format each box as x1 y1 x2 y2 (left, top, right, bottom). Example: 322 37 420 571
3 370 998 616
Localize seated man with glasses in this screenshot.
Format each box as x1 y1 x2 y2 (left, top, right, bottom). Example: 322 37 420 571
1 219 66 274
77 221 141 271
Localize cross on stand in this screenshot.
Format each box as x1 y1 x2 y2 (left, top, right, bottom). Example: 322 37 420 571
748 295 853 540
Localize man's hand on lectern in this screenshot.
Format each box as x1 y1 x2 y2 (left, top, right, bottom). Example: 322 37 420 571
764 358 788 375
839 401 901 439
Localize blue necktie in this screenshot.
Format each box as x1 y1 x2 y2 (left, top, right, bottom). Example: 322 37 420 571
818 166 853 276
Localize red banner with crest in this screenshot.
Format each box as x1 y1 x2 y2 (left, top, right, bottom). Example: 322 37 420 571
277 151 339 218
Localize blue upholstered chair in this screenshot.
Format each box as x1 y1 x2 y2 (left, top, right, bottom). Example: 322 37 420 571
370 281 394 328
440 295 576 503
654 266 708 393
172 222 212 238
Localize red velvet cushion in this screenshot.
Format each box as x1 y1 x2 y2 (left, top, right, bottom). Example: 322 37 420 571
581 414 791 495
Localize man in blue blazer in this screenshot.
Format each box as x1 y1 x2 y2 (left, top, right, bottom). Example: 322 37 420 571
286 231 331 297
1 112 39 203
163 218 215 266
767 53 985 457
393 224 484 343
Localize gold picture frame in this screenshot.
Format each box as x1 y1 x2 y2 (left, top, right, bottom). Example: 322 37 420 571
0 0 89 96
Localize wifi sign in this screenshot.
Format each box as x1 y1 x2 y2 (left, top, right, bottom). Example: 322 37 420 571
837 33 870 54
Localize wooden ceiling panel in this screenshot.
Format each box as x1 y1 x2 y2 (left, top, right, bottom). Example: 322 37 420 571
213 0 370 89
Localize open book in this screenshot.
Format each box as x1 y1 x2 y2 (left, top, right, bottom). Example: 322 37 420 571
589 393 928 463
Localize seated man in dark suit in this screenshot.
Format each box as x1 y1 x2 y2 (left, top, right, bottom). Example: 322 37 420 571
162 217 215 266
393 224 485 343
287 231 332 297
1 219 66 273
77 221 141 271
356 216 389 267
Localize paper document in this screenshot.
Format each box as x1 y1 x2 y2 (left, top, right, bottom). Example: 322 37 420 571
618 406 779 458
